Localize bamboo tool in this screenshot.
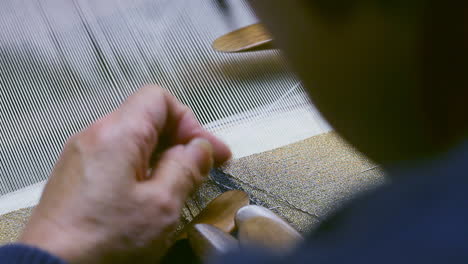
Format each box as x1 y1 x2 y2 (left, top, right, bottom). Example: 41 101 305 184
236 205 303 252
235 204 300 235
178 190 250 239
238 217 302 252
188 224 239 260
212 23 273 52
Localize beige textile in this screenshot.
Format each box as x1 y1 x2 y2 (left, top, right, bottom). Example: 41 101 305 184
0 132 386 244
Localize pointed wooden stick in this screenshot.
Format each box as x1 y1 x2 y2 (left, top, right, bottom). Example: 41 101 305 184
213 23 273 52
236 205 300 235
178 190 249 240
188 224 239 260
238 217 302 252
236 205 286 225
236 205 302 252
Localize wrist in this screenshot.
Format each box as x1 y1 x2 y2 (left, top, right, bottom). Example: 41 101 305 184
19 218 96 264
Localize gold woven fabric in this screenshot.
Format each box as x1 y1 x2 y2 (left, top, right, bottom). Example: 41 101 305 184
183 132 386 234
0 132 385 244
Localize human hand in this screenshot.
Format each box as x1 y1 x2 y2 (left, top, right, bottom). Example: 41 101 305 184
18 85 231 263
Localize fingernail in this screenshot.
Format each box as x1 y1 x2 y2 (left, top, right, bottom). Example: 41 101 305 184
189 138 213 156
188 138 214 174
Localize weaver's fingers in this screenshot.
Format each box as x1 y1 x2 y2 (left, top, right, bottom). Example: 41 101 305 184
113 85 171 146
114 85 231 166
164 96 232 166
138 138 214 204
82 86 170 160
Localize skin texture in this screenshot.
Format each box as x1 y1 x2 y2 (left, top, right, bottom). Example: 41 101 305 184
19 85 231 264
18 0 468 262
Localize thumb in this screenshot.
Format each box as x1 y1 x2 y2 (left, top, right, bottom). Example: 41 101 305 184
140 138 214 202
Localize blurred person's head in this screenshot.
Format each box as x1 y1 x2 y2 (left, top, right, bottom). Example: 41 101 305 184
251 0 468 164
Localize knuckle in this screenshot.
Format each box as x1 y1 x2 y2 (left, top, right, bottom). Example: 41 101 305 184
63 133 81 154
142 84 167 99
134 187 179 221
130 119 158 147
65 133 80 147
65 132 91 152
152 190 178 216
166 158 202 186
142 84 163 91
88 120 114 144
65 121 111 152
